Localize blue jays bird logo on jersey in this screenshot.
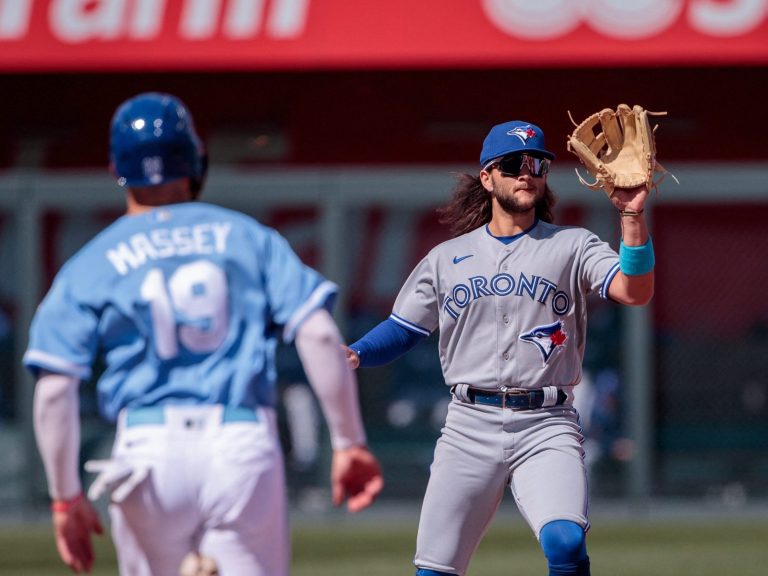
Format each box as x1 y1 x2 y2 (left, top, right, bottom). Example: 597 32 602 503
519 320 567 365
507 125 537 144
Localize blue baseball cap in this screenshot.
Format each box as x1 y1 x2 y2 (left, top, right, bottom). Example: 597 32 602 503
479 120 555 167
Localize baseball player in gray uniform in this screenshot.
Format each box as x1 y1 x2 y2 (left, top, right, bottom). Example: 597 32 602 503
344 120 655 576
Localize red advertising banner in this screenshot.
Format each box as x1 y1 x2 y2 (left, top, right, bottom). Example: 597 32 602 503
1 0 767 71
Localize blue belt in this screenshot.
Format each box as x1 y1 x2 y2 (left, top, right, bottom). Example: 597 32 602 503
125 406 259 427
467 388 568 410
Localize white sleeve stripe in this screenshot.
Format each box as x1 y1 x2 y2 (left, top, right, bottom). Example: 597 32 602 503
282 280 339 343
390 313 431 337
600 262 621 299
23 350 91 379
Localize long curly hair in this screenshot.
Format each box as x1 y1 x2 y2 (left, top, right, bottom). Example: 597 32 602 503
436 173 556 238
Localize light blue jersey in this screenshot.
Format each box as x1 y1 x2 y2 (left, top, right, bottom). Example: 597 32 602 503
24 202 337 422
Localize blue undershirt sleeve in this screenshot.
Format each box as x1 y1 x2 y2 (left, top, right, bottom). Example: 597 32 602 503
349 317 427 367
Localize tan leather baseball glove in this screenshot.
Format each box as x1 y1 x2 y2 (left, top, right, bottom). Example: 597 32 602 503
566 104 675 197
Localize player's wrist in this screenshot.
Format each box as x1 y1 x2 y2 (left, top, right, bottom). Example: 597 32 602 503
51 491 84 513
618 208 644 217
619 237 655 275
333 441 369 451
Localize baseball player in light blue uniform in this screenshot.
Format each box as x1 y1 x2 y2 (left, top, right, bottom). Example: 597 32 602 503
345 120 655 576
26 92 383 576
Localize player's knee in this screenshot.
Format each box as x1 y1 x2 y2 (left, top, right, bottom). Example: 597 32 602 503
539 520 587 565
415 569 457 576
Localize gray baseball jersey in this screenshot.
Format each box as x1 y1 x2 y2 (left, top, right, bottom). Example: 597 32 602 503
391 221 619 391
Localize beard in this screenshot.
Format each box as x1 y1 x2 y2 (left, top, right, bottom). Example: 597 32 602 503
493 187 540 214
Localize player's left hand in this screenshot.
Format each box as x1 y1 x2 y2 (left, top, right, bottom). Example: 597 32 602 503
610 184 649 214
52 495 104 573
331 445 384 513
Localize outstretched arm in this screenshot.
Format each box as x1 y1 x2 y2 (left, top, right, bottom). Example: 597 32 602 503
608 185 655 306
34 371 103 573
294 309 384 512
343 317 427 369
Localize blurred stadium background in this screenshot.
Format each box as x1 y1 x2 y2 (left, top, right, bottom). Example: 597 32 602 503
1 0 767 544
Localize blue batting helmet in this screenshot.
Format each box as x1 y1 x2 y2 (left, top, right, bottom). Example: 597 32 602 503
109 92 206 191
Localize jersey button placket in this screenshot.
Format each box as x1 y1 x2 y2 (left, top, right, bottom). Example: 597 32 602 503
502 308 511 366
499 254 516 384
501 313 510 362
496 258 510 378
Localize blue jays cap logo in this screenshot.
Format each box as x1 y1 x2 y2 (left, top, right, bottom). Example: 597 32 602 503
519 320 567 364
507 125 537 144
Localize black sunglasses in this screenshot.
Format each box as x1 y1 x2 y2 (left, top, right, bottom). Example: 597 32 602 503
485 153 551 177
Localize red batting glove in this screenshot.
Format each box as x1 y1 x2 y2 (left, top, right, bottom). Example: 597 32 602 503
331 445 384 513
51 493 104 573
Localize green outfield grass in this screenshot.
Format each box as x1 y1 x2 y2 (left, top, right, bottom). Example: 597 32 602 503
1 517 767 575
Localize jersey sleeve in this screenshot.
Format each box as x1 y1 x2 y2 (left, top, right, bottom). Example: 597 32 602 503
23 274 99 380
261 228 338 343
579 233 621 299
391 255 438 335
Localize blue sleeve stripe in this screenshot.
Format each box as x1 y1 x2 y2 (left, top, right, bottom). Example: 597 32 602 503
23 350 91 380
350 317 427 368
600 262 621 299
389 313 431 337
283 280 339 343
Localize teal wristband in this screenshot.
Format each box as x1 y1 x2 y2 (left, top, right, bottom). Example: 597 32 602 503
619 237 655 275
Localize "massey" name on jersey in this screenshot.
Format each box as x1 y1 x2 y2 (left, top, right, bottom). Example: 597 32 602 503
442 272 571 319
106 222 233 275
